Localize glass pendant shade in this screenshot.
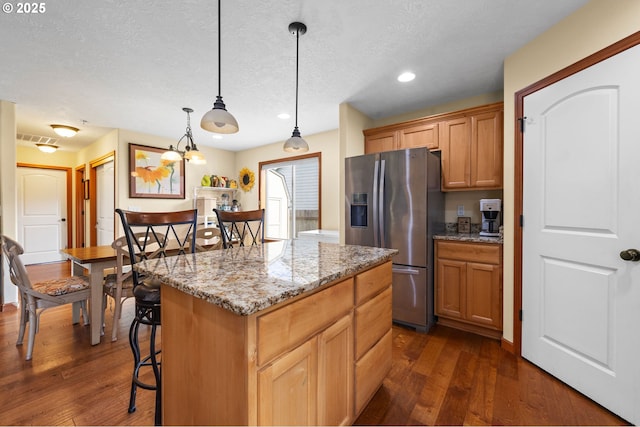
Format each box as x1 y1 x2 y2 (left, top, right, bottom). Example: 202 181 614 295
201 96 239 134
184 148 207 164
160 148 182 162
283 127 309 153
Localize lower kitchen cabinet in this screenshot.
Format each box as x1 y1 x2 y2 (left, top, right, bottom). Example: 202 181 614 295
258 313 353 426
435 240 503 338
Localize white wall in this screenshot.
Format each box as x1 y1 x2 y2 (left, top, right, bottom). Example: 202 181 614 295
0 100 18 305
502 0 640 344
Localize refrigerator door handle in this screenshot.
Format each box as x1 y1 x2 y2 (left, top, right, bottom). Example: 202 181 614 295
392 266 421 275
372 159 380 247
379 159 386 248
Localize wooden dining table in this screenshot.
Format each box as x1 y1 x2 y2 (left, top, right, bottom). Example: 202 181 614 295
61 245 117 345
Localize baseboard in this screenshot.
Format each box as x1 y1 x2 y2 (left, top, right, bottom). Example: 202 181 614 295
501 337 515 354
1 302 18 312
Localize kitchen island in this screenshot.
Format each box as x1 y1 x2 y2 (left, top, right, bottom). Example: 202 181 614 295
136 239 397 426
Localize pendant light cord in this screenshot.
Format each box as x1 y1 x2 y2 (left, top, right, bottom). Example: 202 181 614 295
218 0 222 97
295 27 300 128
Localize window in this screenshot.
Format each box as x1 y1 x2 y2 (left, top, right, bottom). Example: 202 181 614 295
259 154 320 240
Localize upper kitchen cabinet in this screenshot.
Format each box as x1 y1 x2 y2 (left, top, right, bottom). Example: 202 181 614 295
440 103 503 191
364 130 397 154
364 119 440 154
363 102 503 191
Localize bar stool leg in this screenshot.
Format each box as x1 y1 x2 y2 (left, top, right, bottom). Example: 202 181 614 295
128 315 141 414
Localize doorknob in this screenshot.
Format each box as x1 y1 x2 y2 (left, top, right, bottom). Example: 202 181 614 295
619 249 640 262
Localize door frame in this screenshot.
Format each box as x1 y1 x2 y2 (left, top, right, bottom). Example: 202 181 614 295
89 151 116 246
258 152 323 230
513 31 640 356
16 162 72 249
75 165 86 248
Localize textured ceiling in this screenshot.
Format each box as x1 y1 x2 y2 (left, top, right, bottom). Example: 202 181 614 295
1 0 589 152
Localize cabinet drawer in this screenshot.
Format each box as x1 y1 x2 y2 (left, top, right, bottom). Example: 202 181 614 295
436 241 501 264
355 261 392 305
355 287 392 360
257 278 354 366
354 329 392 415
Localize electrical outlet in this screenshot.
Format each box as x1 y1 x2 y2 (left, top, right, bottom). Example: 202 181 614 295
457 205 465 216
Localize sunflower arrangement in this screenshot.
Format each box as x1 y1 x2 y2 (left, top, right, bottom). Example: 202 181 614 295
239 167 255 192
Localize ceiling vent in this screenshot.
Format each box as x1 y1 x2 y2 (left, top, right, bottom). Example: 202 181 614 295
17 133 59 145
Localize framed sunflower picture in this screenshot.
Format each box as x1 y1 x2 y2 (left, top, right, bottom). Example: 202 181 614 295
129 143 185 199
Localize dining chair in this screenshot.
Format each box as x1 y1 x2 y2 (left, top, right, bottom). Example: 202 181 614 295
213 208 265 248
189 227 223 252
115 208 197 426
1 235 90 361
102 232 163 342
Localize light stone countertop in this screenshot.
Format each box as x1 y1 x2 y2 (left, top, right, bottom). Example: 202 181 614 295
433 233 503 244
136 239 398 316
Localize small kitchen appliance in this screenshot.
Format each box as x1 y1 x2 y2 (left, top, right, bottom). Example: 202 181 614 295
479 199 501 237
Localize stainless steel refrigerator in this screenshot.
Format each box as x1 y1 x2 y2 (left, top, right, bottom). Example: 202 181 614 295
345 147 443 332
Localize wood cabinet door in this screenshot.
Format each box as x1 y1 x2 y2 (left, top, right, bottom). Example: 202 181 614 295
318 314 354 426
470 110 503 189
258 337 318 426
364 131 397 154
440 117 471 190
466 262 502 329
436 258 466 319
399 122 439 150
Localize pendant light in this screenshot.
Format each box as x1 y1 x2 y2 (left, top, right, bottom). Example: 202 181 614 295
283 22 309 153
201 0 239 134
162 108 207 165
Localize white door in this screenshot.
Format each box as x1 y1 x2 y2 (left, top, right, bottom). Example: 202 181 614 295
522 44 640 424
17 167 67 264
96 161 115 245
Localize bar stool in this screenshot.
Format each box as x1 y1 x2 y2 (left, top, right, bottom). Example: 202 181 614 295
115 208 198 426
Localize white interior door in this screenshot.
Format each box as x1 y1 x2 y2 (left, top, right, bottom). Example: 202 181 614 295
17 167 67 264
96 161 115 245
522 43 640 424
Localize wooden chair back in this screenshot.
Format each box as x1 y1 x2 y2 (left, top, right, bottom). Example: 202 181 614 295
115 209 198 287
190 227 223 252
214 208 265 248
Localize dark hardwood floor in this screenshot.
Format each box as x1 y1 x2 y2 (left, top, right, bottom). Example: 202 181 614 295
0 261 629 426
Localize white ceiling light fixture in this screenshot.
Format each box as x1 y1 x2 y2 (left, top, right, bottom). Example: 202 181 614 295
397 72 416 83
283 22 309 153
201 0 239 134
50 124 79 137
277 113 291 120
162 107 207 165
36 143 59 153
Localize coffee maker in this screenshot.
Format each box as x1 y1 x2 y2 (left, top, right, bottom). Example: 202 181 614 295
479 199 501 237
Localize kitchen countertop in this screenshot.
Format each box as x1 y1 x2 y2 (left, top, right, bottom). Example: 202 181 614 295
136 239 397 316
434 233 503 244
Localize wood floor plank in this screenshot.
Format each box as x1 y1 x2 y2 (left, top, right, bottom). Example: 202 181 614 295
0 262 630 426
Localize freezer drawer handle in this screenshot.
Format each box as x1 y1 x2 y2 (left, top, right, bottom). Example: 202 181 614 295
392 267 420 275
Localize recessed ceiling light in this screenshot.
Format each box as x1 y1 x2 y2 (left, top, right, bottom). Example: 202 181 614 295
211 134 222 140
278 113 291 120
397 72 416 83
